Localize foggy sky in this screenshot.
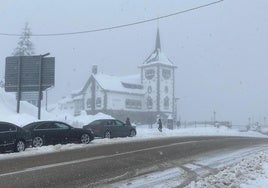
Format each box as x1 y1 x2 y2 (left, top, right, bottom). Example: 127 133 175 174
0 0 268 125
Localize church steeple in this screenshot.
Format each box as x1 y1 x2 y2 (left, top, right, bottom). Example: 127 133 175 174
155 27 161 51
140 27 175 66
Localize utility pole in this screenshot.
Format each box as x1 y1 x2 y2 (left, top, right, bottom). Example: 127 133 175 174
16 56 22 113
38 53 50 120
45 86 53 111
213 110 216 126
46 88 48 111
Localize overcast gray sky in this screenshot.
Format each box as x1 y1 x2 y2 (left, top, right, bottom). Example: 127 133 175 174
0 0 267 125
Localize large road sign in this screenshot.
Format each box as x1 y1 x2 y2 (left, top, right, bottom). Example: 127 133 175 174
16 91 43 101
5 55 55 92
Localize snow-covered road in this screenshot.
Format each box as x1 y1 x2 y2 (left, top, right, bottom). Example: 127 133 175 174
1 119 268 188
1 126 268 187
2 135 268 188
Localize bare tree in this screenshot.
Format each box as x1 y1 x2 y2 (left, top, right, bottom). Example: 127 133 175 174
12 22 34 56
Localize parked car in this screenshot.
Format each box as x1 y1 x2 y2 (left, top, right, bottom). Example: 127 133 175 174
0 121 32 153
23 121 94 147
83 119 136 138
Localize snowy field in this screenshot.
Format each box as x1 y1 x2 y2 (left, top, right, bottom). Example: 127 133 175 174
1 88 268 187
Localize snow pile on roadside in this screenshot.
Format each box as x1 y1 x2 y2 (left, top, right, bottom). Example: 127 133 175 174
188 151 268 188
241 163 268 187
0 88 54 126
136 125 267 138
65 111 114 128
0 143 88 160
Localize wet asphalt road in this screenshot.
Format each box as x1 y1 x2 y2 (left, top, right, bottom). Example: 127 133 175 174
0 136 268 188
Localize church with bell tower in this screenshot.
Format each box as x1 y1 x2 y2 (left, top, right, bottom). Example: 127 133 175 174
139 28 177 119
58 29 178 124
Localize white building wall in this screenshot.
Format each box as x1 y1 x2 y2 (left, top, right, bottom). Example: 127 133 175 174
159 66 174 113
95 83 105 110
83 81 105 111
141 66 158 111
84 82 92 110
107 92 144 111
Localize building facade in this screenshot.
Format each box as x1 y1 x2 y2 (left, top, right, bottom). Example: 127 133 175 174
58 29 177 124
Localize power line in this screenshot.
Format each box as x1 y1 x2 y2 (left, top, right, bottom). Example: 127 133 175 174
0 0 223 37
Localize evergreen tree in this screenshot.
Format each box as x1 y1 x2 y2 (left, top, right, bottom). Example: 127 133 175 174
12 22 35 56
0 79 4 88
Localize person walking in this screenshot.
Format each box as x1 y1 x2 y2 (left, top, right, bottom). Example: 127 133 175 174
126 117 131 126
158 118 162 132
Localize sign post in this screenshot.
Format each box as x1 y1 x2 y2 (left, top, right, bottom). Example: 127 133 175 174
16 56 22 113
38 53 50 119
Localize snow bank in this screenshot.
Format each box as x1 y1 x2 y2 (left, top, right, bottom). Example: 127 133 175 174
188 151 268 188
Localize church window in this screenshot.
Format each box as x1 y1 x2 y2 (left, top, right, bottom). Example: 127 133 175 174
148 86 152 93
164 96 169 109
162 69 171 79
165 86 168 93
147 96 153 109
145 69 155 80
86 98 91 108
125 99 142 109
96 97 102 108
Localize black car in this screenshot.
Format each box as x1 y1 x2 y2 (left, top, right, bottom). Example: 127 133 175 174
83 119 136 138
0 121 32 153
23 121 94 147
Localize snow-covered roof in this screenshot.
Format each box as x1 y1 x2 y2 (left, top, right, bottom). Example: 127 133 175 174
140 28 177 68
142 48 175 67
93 74 144 95
120 74 141 85
73 95 83 100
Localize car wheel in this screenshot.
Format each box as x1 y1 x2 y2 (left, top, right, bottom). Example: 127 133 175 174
15 140 25 152
81 133 91 144
33 137 44 147
104 131 111 139
130 129 136 137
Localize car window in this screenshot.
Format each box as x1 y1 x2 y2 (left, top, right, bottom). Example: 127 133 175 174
23 122 40 130
106 120 114 126
0 123 17 132
89 120 103 126
114 120 124 126
54 122 69 129
35 123 51 130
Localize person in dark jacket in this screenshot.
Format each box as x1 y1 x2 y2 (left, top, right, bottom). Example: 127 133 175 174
126 117 131 126
158 118 162 132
